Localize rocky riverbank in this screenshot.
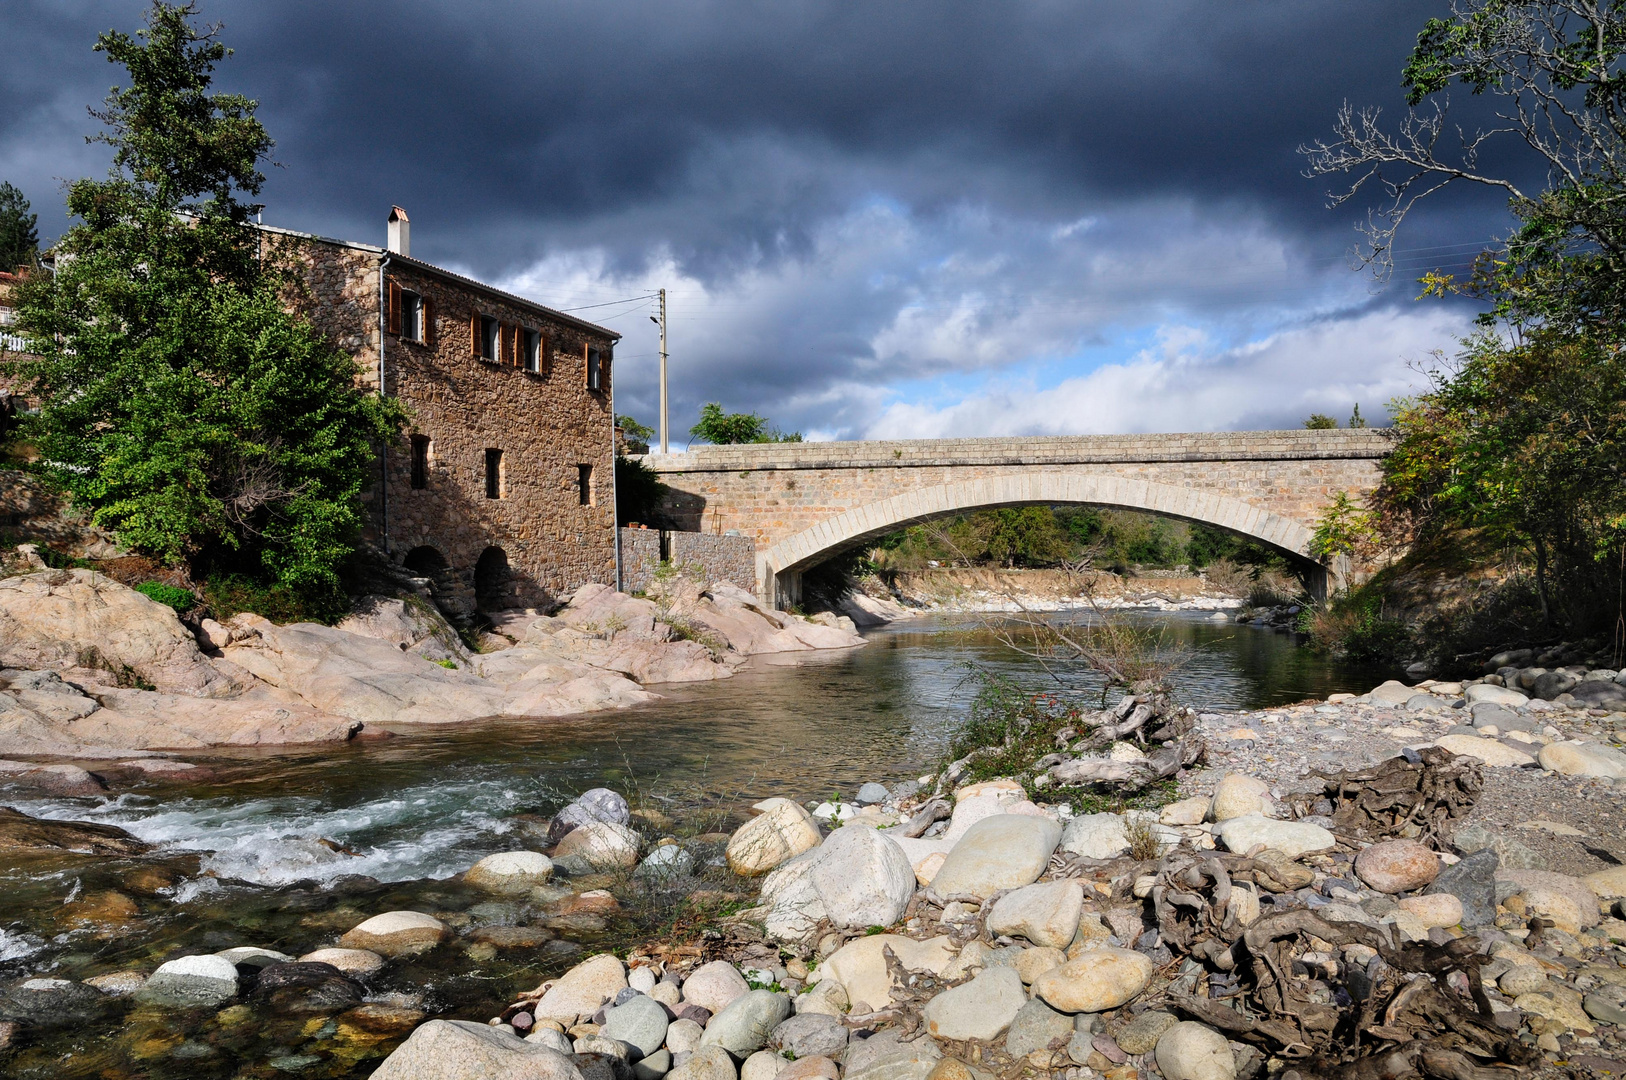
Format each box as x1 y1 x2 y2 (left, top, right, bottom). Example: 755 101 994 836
8 670 1626 1078
835 570 1243 628
0 567 863 763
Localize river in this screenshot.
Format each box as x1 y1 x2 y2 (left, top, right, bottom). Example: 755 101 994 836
0 611 1395 1078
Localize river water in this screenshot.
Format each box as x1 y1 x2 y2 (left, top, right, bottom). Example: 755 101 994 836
0 612 1395 1078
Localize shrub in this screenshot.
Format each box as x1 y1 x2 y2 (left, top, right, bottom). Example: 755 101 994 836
133 580 194 614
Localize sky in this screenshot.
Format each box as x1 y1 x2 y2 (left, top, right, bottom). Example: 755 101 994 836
1 1 1520 444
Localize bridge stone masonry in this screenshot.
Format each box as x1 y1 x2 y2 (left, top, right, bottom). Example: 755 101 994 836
638 429 1391 609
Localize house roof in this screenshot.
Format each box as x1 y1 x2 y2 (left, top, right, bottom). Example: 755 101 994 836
256 222 622 340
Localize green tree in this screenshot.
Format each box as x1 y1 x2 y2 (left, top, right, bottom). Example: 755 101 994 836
689 401 802 444
976 507 1071 568
1303 413 1337 429
614 455 668 527
13 2 403 604
0 182 38 271
617 414 654 454
1348 403 1368 429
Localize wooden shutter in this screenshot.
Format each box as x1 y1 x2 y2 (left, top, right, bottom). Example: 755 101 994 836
471 314 482 357
387 280 401 336
505 324 518 366
421 296 434 346
583 343 592 387
537 334 548 377
600 350 610 393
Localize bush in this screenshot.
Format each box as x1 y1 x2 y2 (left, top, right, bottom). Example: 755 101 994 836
133 580 195 614
1301 588 1409 661
201 572 345 625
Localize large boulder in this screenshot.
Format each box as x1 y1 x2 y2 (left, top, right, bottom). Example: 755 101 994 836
372 1019 584 1080
986 880 1083 948
770 1013 850 1060
699 990 793 1056
817 935 955 1011
1538 742 1626 780
1354 840 1440 894
338 911 450 957
1059 813 1130 859
0 806 150 856
554 820 642 870
1155 1022 1236 1080
465 851 554 894
602 994 670 1058
549 789 633 843
726 798 822 876
931 815 1061 900
841 1029 941 1080
135 954 239 1008
0 570 240 697
1209 774 1271 821
337 595 471 665
922 966 1025 1042
1031 948 1154 1013
811 824 915 929
1214 815 1334 858
1463 683 1530 707
534 954 628 1024
680 961 751 1015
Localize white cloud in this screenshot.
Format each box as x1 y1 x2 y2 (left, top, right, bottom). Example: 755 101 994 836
864 306 1470 437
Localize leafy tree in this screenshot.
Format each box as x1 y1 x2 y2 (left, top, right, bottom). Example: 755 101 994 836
614 455 668 527
1348 403 1368 429
1303 413 1337 430
1308 491 1380 559
976 507 1072 568
690 402 803 444
12 2 403 604
617 414 654 454
0 182 38 271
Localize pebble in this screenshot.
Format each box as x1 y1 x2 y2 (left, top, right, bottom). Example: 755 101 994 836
1354 840 1440 893
1032 948 1154 1013
923 966 1025 1042
1155 1022 1236 1080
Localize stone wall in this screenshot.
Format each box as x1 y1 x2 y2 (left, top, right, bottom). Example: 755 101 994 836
668 532 756 591
616 528 756 595
286 233 620 616
618 528 662 595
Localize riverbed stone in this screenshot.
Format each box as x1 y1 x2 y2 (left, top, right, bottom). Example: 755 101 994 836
604 994 671 1058
933 815 1061 900
1538 742 1626 779
778 1056 841 1080
536 954 629 1024
670 1047 738 1080
635 845 697 882
135 954 239 1008
818 935 955 1010
794 979 849 1018
1514 991 1595 1035
1433 735 1535 767
1520 886 1586 934
842 1029 941 1080
635 1049 673 1080
1032 948 1154 1013
1214 815 1334 858
811 824 916 929
1355 840 1440 894
1209 774 1270 822
727 799 822 877
251 961 366 1015
1014 946 1067 985
1464 684 1530 707
682 961 751 1014
987 880 1083 948
467 851 555 894
1005 996 1075 1058
699 989 792 1056
771 1012 849 1059
740 1050 781 1080
1396 893 1463 928
1116 1010 1180 1055
1161 797 1211 826
1585 866 1626 900
373 1019 584 1080
666 1019 705 1055
856 782 890 805
1155 1022 1236 1080
338 911 450 957
1424 849 1498 926
923 966 1025 1042
296 947 387 977
1060 813 1130 860
1500 870 1603 929
1367 681 1416 707
550 789 633 843
555 821 642 870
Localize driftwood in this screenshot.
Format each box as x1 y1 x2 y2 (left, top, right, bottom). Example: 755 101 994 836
1315 748 1482 848
896 797 951 839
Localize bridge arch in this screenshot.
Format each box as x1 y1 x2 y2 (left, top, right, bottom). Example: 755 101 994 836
756 472 1334 607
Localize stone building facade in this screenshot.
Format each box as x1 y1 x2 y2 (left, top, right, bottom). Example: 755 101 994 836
263 216 622 618
617 526 756 595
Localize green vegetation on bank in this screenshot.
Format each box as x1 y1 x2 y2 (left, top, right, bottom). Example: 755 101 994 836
1300 0 1626 668
688 402 803 445
9 3 404 612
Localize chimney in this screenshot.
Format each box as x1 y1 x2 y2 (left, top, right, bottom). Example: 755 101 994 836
387 206 410 257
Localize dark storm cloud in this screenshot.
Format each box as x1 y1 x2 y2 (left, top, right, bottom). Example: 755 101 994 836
0 1 1517 437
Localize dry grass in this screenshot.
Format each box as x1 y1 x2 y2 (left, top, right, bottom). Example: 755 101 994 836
1247 567 1304 608
1123 812 1166 860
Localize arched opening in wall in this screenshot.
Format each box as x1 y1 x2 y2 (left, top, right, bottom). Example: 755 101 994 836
786 500 1324 617
474 546 511 612
402 544 452 589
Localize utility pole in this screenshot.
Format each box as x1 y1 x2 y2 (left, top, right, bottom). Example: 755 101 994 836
658 288 669 454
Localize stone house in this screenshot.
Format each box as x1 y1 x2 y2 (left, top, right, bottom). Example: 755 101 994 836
265 208 622 619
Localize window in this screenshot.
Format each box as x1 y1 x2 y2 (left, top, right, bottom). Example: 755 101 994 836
485 449 503 499
586 345 606 391
474 314 500 361
577 463 593 506
410 435 430 489
400 291 423 342
523 328 542 374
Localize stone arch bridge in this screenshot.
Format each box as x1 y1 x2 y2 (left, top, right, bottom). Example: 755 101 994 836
641 430 1390 608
